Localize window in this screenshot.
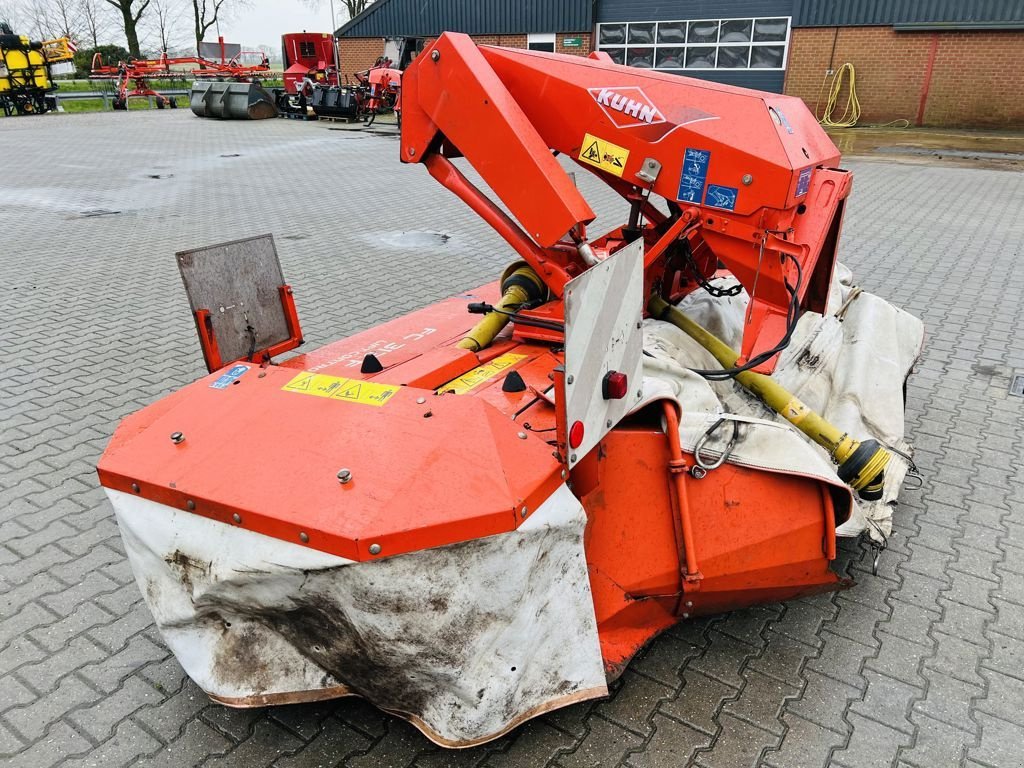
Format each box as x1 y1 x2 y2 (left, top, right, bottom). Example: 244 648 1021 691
595 17 790 71
298 41 317 59
528 33 556 53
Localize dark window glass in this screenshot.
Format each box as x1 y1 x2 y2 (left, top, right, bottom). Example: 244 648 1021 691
528 42 555 52
299 41 316 58
599 24 626 45
628 23 656 44
605 47 625 64
720 19 752 43
717 46 749 68
687 20 718 44
656 47 685 69
753 18 788 42
657 21 686 44
685 47 716 68
626 47 654 68
750 45 785 68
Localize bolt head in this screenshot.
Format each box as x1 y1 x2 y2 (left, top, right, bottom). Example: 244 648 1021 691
170 431 184 444
742 173 753 185
566 374 574 384
517 431 527 440
186 500 195 510
337 468 352 484
570 453 577 462
369 543 382 555
131 483 140 493
560 469 567 479
682 612 690 619
685 600 693 608
299 532 309 543
232 513 242 524
520 506 528 518
636 389 643 398
430 49 440 61
416 397 426 404
606 419 613 428
691 466 707 479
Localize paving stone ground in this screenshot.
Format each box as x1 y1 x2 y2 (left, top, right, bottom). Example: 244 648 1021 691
1 110 1023 768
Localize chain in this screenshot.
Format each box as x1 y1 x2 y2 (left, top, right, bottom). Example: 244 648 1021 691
683 250 743 298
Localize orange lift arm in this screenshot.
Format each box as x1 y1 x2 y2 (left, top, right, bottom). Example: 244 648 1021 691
401 32 852 370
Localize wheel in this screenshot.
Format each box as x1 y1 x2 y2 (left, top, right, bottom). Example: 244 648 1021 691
168 97 178 109
112 97 127 111
156 98 165 109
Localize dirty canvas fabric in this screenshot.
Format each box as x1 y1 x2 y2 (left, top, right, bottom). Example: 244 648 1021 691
108 484 608 747
641 264 924 541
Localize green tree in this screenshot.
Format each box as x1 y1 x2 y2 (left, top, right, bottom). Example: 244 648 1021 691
75 42 131 75
103 0 148 57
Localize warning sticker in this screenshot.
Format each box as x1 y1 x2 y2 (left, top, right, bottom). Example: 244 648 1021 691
436 353 528 396
210 364 249 390
578 133 629 177
705 184 738 211
282 372 399 407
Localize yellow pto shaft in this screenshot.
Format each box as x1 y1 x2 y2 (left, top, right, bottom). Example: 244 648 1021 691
457 263 545 352
648 295 890 499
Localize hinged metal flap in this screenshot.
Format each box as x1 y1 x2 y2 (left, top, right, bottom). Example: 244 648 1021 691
176 234 295 370
563 238 645 466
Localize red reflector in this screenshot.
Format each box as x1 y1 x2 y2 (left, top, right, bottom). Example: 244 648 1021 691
569 420 585 449
602 370 628 400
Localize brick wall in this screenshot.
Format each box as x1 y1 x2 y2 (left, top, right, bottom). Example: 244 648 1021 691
337 32 593 78
338 37 385 79
784 26 1024 128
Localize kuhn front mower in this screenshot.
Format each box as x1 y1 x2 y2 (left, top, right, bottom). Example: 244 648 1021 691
97 33 922 747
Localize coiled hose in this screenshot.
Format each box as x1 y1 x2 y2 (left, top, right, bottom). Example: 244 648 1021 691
817 62 861 128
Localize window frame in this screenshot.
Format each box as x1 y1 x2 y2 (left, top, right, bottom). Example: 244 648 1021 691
527 32 557 52
595 16 791 72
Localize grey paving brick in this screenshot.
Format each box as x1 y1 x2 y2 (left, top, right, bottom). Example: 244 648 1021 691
594 670 672 736
485 720 576 768
899 712 973 768
912 670 984 733
77 634 167 693
803 631 873 691
721 669 798 736
746 629 818 689
559 714 644 768
1 721 91 768
968 713 1024 768
134 719 233 768
61 719 164 768
831 712 915 768
658 668 735 736
693 712 778 768
848 670 921 736
762 714 846 768
4 673 103 741
783 668 859 734
345 719 428 768
624 713 712 768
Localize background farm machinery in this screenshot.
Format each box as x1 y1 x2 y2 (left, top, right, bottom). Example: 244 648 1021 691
275 31 400 124
89 37 275 118
0 22 75 116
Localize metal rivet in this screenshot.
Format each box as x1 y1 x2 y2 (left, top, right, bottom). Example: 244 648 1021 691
369 543 382 555
560 469 567 479
232 513 242 524
299 531 309 543
742 173 753 185
566 375 574 384
685 601 693 608
337 468 352 484
570 453 577 462
517 431 527 439
682 612 690 619
258 371 267 378
430 50 440 61
416 397 426 404
636 389 643 398
407 147 415 156
170 431 184 444
606 419 612 428
186 500 195 510
520 506 528 518
636 321 643 329
131 483 140 493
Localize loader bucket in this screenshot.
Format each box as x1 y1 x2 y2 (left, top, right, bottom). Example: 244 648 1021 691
189 80 278 120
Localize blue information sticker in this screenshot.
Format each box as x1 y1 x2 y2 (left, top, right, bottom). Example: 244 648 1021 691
678 148 710 204
796 167 813 197
210 364 250 390
705 184 738 211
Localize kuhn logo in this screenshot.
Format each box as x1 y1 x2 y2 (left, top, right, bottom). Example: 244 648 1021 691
589 86 665 128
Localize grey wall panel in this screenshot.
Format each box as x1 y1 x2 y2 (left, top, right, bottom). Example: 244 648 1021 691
792 0 1024 27
339 0 592 37
597 1 795 23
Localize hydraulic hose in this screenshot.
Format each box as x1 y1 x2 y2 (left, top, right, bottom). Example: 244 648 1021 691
648 295 890 499
457 263 546 352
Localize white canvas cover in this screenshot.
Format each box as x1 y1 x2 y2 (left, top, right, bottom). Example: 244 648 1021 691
107 484 608 747
642 264 924 541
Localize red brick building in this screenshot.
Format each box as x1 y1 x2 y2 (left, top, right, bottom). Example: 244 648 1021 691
336 0 1024 128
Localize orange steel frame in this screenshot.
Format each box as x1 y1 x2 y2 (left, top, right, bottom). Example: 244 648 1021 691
99 33 859 678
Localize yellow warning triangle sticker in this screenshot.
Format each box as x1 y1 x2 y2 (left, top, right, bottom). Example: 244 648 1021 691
335 382 363 400
583 140 601 162
284 374 314 391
